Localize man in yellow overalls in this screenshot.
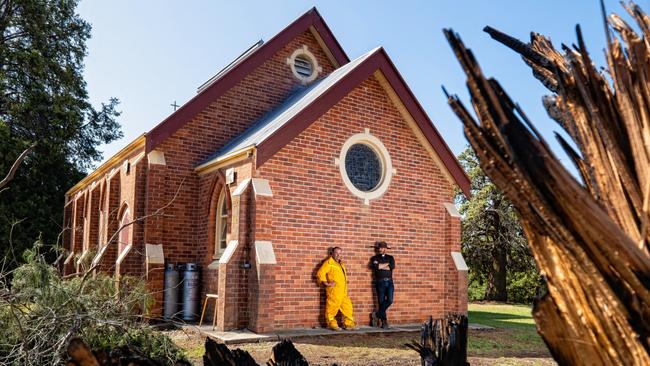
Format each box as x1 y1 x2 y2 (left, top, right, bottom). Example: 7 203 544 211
316 247 356 330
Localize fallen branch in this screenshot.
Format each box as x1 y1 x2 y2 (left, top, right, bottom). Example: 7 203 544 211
0 144 34 193
76 178 185 293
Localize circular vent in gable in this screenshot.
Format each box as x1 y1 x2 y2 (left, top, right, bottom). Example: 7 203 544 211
287 45 322 83
293 55 313 78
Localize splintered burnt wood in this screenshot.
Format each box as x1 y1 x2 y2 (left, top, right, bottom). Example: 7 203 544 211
267 339 310 366
203 337 316 366
443 1 650 365
405 314 469 366
203 337 258 366
65 337 191 366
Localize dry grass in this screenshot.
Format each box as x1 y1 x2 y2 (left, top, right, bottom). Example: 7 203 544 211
167 304 555 365
168 329 554 365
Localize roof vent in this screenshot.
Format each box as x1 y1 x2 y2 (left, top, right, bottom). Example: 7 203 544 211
287 45 321 84
293 55 313 78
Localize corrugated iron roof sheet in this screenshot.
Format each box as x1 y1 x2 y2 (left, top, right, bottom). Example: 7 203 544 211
200 47 380 166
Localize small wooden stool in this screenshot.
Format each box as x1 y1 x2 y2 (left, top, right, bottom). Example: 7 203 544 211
199 294 219 330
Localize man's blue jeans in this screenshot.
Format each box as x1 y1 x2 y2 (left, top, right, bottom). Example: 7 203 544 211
375 279 394 321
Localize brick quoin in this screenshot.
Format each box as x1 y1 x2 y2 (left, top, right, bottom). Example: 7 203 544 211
61 9 468 329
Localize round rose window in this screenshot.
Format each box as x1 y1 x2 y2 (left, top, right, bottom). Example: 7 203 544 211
337 130 394 204
344 144 382 191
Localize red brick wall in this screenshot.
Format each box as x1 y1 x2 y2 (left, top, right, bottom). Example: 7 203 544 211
89 186 101 251
143 158 169 249
119 157 146 276
256 74 460 328
62 27 466 327
248 193 276 332
197 171 226 323
149 30 336 271
61 202 73 274
443 209 462 314
146 262 166 317
71 195 85 273
199 160 254 327
97 173 120 273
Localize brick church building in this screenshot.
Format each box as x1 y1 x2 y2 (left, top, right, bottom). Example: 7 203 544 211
62 8 470 333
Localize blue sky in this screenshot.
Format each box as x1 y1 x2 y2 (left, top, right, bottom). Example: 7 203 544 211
78 0 636 169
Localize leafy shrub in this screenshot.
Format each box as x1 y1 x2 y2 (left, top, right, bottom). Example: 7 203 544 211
83 326 185 364
0 243 187 365
468 271 486 301
507 270 546 304
467 265 545 304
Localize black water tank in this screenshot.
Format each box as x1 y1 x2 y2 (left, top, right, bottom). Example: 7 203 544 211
181 263 200 321
163 263 179 320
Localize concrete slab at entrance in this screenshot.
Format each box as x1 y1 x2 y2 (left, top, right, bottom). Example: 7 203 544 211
184 324 422 345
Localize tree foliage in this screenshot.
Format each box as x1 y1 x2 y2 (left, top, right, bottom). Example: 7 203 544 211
456 146 542 302
0 0 122 264
0 242 187 365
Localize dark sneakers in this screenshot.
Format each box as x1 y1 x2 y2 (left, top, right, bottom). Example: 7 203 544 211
381 319 390 329
371 312 379 327
372 312 390 329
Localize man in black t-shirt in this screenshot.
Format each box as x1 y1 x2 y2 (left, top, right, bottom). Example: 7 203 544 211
370 241 395 329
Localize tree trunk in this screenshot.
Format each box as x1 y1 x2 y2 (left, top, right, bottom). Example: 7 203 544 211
485 245 507 301
485 207 508 302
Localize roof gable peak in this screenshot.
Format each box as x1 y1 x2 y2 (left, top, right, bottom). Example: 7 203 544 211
196 47 471 197
145 7 349 153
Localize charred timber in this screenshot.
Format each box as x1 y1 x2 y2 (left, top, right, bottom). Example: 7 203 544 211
405 314 469 366
443 1 650 365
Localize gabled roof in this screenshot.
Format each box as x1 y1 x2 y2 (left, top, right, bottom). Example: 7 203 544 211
198 48 472 198
145 7 349 153
199 48 379 166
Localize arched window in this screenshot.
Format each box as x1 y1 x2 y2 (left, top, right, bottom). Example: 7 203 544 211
215 188 229 256
118 208 132 256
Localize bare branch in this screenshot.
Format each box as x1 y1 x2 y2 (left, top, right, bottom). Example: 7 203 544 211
76 178 185 293
0 144 35 191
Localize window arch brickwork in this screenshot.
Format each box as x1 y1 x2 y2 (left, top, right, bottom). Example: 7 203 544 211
118 204 133 258
207 174 232 259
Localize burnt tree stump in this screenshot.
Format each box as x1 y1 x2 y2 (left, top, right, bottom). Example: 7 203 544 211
405 314 469 366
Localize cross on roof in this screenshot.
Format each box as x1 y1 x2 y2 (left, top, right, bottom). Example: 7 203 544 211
171 101 180 111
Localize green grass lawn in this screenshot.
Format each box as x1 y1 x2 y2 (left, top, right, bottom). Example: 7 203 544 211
469 303 537 328
468 303 550 358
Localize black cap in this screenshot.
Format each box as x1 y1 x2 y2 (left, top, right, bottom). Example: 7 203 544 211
375 241 390 249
